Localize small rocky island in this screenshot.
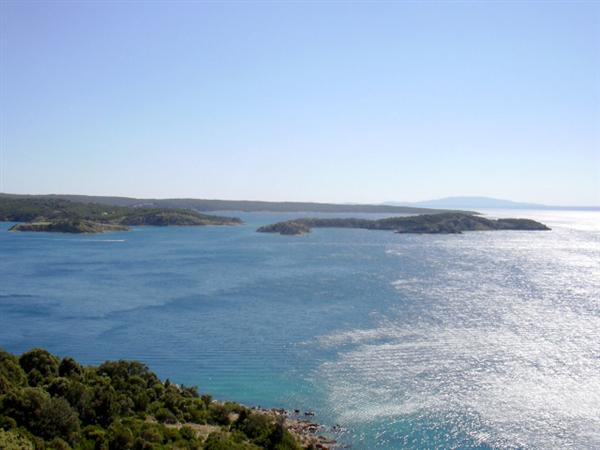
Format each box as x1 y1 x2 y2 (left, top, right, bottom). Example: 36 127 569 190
257 212 550 236
2 197 241 234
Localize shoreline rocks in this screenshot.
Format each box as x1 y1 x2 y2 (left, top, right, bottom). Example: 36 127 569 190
253 406 343 449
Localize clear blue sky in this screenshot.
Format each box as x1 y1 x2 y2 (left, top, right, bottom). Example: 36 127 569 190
1 1 598 205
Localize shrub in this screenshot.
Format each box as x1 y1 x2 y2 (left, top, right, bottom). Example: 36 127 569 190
236 412 273 443
19 349 60 380
82 425 108 450
47 377 71 398
58 358 82 378
204 431 259 450
0 350 28 388
0 428 34 450
37 397 80 443
90 385 119 427
2 387 49 431
48 436 71 449
108 421 134 450
154 408 177 424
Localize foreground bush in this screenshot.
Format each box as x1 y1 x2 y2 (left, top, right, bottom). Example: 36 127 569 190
0 348 302 449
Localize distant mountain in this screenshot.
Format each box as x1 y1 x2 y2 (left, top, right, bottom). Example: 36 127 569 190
0 193 471 215
385 196 599 211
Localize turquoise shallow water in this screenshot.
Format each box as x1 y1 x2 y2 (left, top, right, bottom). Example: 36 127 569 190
1 210 599 449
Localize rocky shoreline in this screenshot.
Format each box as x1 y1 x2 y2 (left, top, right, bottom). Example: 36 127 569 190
253 407 345 449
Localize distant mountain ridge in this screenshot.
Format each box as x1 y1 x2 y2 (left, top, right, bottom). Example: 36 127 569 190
0 193 472 215
385 196 600 211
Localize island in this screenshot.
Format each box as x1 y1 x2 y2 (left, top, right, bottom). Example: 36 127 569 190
0 348 332 450
257 212 550 235
1 197 242 234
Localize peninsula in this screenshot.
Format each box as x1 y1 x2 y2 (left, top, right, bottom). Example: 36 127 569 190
257 212 550 235
1 197 241 234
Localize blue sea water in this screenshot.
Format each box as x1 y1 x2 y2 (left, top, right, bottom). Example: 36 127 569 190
1 209 599 449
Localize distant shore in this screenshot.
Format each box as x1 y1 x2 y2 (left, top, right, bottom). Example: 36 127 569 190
1 192 474 215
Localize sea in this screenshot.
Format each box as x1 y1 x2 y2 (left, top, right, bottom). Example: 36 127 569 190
1 209 598 449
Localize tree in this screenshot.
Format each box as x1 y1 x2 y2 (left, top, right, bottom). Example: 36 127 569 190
108 421 134 450
59 357 82 378
0 350 27 388
18 349 59 384
37 397 81 443
0 429 34 450
2 387 48 431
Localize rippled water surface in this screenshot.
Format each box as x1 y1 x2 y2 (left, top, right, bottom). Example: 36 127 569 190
1 210 598 449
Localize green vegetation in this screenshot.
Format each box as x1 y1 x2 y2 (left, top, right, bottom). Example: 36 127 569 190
0 197 241 234
0 349 306 450
257 213 550 235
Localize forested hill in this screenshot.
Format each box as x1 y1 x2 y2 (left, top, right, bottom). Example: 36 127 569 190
0 197 241 233
0 193 469 214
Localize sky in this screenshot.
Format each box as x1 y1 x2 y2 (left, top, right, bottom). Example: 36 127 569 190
1 1 598 206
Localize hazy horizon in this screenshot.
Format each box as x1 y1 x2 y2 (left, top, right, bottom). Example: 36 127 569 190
1 1 598 205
